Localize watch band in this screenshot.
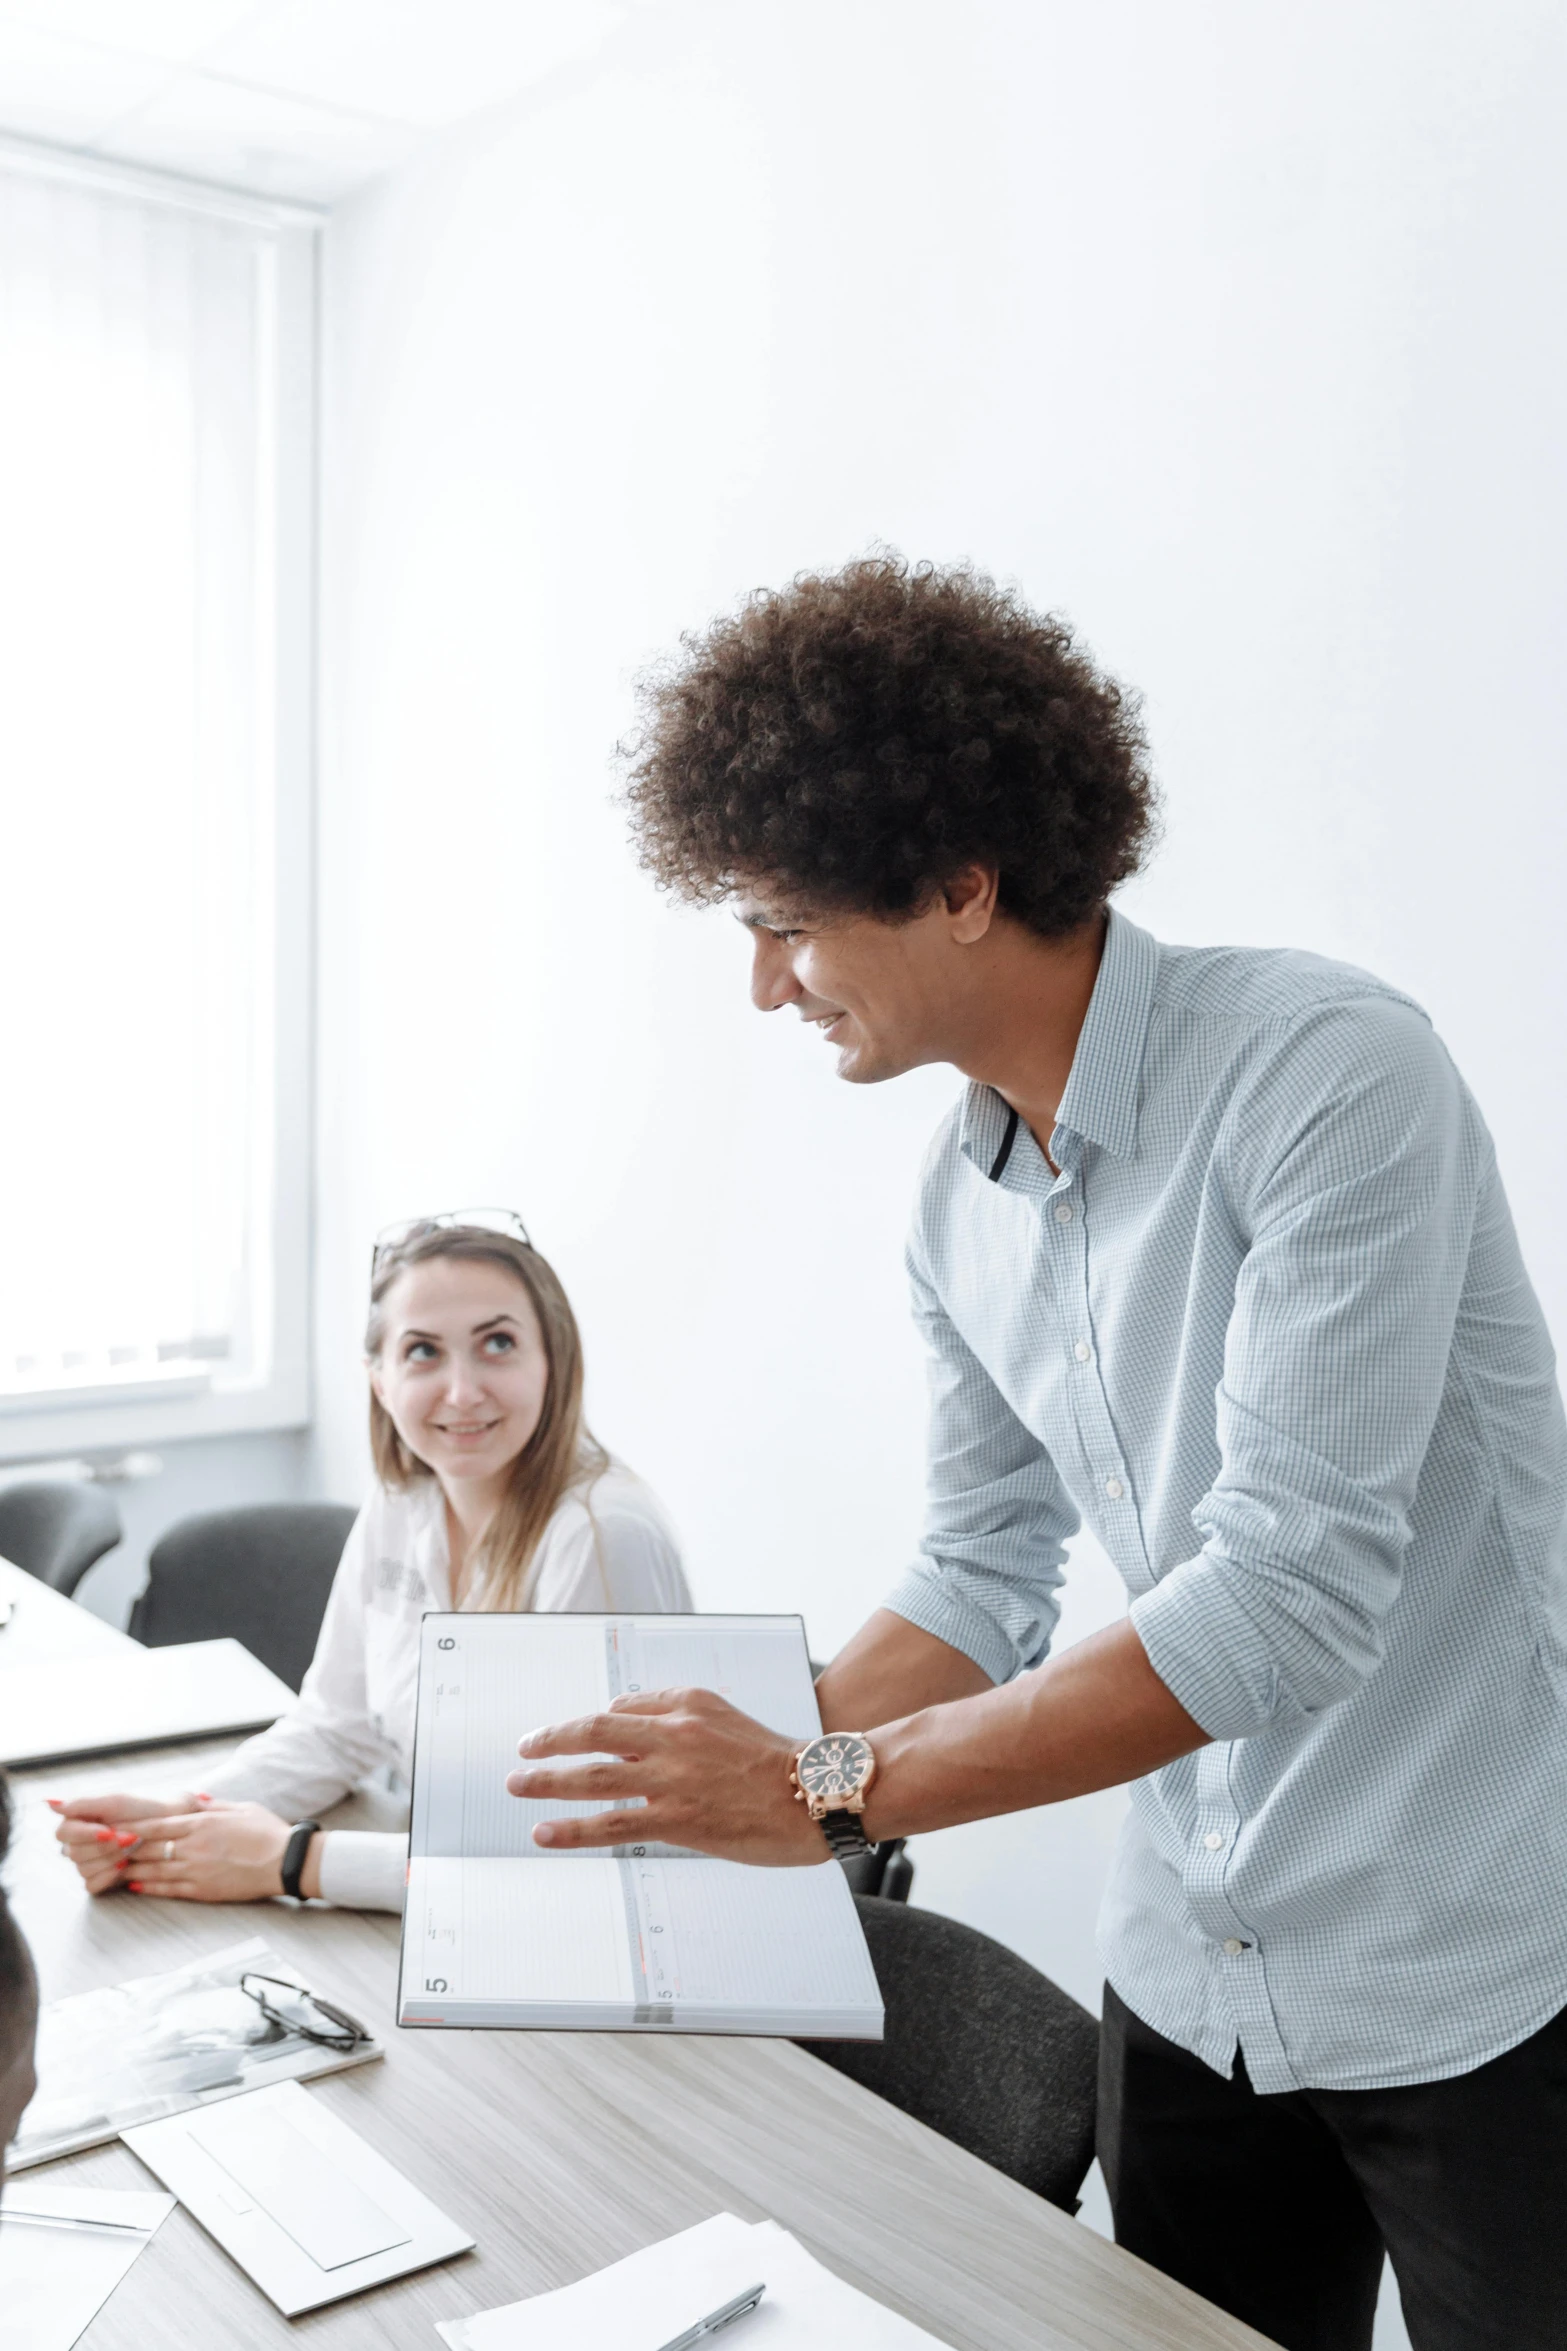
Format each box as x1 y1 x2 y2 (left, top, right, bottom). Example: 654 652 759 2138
817 1808 872 1864
280 1819 320 1901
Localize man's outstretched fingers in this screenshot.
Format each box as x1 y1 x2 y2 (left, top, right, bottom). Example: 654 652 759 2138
605 1686 696 1716
515 1710 667 1760
506 1759 646 1801
532 1809 649 1851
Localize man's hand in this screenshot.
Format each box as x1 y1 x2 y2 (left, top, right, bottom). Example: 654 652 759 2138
509 1620 1208 1865
506 1688 827 1865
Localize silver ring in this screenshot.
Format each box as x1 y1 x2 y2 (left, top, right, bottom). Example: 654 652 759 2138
163 1839 175 1862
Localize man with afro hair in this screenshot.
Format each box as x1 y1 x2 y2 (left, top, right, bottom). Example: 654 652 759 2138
515 557 1567 2351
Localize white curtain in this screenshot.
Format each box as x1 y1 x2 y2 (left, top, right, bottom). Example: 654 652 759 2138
0 159 273 1396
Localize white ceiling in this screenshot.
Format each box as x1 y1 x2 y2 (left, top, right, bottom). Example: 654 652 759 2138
0 0 635 206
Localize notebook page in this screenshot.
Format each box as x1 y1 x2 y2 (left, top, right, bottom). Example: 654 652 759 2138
411 1615 614 1858
626 1858 881 2017
605 1620 820 1742
401 1853 879 2032
411 1616 819 1860
404 1858 635 2014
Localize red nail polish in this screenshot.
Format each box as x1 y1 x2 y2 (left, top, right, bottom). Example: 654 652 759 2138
127 1881 143 1893
116 1832 137 1847
47 1799 64 1811
95 1828 113 1843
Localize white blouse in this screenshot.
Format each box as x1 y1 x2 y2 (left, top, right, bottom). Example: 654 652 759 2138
202 1464 690 1911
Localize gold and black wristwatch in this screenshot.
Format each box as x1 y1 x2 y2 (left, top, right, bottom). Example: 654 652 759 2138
790 1732 877 1863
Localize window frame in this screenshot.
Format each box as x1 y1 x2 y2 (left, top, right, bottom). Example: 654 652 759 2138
0 138 322 1463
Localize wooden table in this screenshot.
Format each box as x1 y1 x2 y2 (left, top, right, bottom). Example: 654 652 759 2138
3 1590 1275 2350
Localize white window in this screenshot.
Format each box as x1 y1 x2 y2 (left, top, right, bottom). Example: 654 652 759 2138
0 142 317 1458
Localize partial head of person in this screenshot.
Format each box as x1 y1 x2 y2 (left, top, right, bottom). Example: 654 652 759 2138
623 554 1156 1085
0 1775 39 2181
365 1210 606 1608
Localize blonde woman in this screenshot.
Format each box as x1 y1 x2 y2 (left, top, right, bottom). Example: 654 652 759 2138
54 1212 689 1912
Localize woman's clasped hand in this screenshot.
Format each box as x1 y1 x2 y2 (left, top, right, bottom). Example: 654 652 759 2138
51 1793 310 1902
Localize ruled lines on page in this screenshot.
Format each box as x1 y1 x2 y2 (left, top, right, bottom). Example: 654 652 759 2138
620 1858 882 2026
411 1615 614 1859
604 1619 821 1743
411 1616 821 1861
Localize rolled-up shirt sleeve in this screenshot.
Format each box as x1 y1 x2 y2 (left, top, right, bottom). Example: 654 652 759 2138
1132 997 1480 1741
885 1229 1081 1684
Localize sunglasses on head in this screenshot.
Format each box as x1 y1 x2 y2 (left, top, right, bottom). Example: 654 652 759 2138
370 1207 533 1279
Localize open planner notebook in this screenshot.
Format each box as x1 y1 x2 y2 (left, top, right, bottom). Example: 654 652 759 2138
398 1613 883 2039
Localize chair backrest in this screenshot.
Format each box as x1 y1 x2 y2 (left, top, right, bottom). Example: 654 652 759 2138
0 1480 123 1597
836 1838 915 1903
798 1895 1099 2212
128 1503 358 1692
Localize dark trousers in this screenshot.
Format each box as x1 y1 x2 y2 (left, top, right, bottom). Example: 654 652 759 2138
1098 1982 1567 2351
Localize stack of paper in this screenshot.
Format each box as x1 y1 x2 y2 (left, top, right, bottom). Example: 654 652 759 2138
10 1936 381 2169
0 2184 174 2351
435 2211 952 2349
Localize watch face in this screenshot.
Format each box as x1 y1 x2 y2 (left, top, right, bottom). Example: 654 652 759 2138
795 1734 874 1805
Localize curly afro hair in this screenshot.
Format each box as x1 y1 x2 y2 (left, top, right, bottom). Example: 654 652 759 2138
622 556 1156 937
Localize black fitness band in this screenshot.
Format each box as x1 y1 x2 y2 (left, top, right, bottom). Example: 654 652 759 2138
281 1820 320 1900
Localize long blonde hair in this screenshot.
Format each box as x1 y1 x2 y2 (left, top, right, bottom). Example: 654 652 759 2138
365 1228 607 1611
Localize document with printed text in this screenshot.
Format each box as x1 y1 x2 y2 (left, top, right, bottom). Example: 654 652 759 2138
398 1613 883 2039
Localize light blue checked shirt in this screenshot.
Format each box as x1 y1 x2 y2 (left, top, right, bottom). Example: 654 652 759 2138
887 908 1567 2093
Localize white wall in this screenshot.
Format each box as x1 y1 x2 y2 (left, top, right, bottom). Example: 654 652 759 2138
314 9 1564 2286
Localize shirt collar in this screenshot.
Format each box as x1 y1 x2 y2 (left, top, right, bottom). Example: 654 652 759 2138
1052 906 1159 1159
958 905 1159 1175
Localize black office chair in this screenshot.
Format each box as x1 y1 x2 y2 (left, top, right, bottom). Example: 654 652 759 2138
0 1479 123 1597
798 1895 1099 2212
129 1503 358 1692
837 1837 915 1901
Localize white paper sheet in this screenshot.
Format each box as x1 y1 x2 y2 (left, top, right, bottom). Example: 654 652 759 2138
0 2184 174 2351
434 2212 951 2350
123 2079 473 2315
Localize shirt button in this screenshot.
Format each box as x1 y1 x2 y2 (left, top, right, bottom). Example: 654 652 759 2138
1074 1341 1092 1363
1104 1477 1125 1500
1053 1202 1074 1223
1222 1938 1247 1956
1203 1833 1223 1851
